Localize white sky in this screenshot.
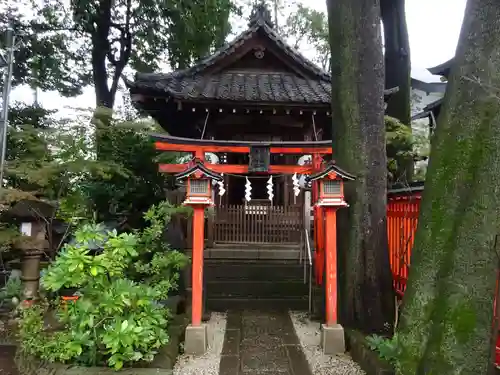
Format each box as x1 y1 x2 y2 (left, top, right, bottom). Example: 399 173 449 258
10 0 466 114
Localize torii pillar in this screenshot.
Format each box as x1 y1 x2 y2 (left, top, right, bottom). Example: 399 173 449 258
307 163 355 355
175 155 222 356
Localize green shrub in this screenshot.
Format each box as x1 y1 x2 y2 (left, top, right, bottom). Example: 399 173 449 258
366 333 401 365
0 276 22 310
18 202 188 369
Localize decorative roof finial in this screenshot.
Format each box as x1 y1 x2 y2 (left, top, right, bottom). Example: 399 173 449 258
248 1 274 28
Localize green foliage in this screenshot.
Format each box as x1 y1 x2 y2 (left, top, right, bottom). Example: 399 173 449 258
0 222 21 254
0 1 91 96
129 201 190 299
2 0 236 107
18 219 186 369
0 103 181 264
366 334 401 366
85 113 179 226
284 4 330 70
0 277 22 310
0 104 110 257
166 0 237 70
3 105 118 201
385 116 429 183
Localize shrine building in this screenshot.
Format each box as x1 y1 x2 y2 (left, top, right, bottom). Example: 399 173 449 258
126 3 396 356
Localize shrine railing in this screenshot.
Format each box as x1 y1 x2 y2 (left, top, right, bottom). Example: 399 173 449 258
213 203 303 244
387 193 420 297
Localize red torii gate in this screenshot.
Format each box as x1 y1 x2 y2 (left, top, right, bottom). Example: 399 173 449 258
153 134 353 355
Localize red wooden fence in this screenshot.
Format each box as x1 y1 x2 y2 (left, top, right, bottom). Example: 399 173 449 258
387 186 422 297
387 183 500 367
213 204 302 244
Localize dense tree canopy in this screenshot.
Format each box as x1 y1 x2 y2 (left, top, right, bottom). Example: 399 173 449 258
284 4 330 71
1 0 236 108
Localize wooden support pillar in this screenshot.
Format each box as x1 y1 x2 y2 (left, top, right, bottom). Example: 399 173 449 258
316 207 325 284
191 205 205 326
206 190 215 248
284 175 289 208
312 153 324 285
324 207 338 326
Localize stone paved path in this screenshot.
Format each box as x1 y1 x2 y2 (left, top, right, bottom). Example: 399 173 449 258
218 310 313 375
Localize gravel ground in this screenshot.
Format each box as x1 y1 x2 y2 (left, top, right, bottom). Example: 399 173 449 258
289 311 365 375
173 312 227 375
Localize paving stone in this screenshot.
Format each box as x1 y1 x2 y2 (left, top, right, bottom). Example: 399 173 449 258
240 346 290 372
240 334 282 350
219 310 313 375
241 370 289 375
218 355 239 375
226 311 242 330
221 329 240 356
285 345 312 375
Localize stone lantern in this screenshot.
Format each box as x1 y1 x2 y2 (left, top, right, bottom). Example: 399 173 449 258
2 199 56 300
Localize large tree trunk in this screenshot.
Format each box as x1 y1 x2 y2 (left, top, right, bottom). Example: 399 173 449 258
381 0 413 183
396 2 500 374
327 0 395 334
380 0 411 126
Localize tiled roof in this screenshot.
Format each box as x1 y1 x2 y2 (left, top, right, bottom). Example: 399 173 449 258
173 17 332 82
125 8 397 105
125 9 334 105
428 58 454 78
132 71 331 104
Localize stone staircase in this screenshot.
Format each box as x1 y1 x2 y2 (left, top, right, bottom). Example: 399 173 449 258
204 242 302 260
203 244 309 311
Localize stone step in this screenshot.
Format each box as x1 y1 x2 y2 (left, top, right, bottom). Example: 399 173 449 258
206 280 308 298
206 297 309 311
205 243 302 260
205 247 301 260
212 242 301 249
204 261 305 281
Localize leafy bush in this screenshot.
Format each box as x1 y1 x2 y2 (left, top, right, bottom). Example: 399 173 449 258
18 204 188 369
385 116 414 183
129 201 190 299
0 276 22 311
366 333 401 365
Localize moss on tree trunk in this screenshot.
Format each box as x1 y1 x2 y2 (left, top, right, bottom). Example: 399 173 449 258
396 2 500 374
327 0 395 334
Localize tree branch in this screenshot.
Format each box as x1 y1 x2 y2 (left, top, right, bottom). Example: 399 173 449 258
109 0 132 101
91 0 113 107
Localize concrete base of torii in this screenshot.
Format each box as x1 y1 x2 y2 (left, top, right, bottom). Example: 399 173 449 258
184 323 209 355
320 323 346 355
